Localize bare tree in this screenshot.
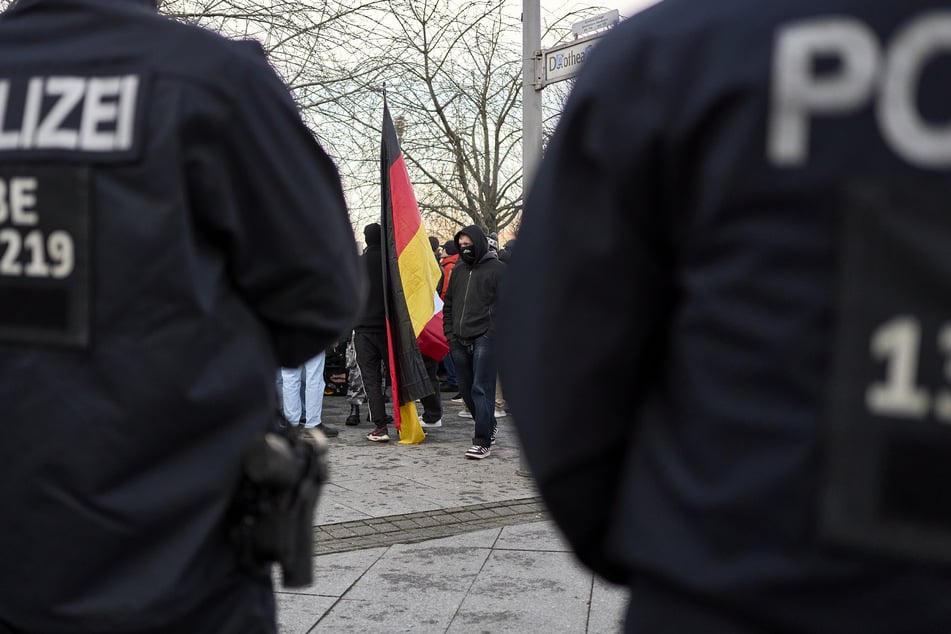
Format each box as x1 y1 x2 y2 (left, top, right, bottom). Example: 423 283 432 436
159 0 392 224
310 0 608 236
306 0 525 235
162 0 389 135
380 0 523 234
0 0 615 237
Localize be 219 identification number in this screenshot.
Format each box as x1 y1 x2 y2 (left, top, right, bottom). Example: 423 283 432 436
0 228 74 278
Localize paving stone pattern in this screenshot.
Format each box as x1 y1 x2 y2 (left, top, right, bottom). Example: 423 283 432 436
314 497 546 554
270 382 629 632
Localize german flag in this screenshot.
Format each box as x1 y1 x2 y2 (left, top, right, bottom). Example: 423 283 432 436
380 99 448 444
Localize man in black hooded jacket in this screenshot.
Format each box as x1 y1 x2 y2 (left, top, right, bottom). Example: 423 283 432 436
443 225 505 459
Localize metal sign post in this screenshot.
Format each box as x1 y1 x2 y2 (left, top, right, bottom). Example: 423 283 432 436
522 0 543 193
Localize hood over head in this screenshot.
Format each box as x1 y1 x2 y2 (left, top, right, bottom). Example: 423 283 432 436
454 225 489 264
364 223 381 246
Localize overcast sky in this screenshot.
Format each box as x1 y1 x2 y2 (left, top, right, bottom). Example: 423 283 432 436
614 0 662 18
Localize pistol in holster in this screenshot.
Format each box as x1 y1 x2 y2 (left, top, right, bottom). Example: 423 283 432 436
229 422 329 587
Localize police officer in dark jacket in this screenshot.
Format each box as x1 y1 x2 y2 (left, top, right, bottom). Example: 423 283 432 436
444 225 505 459
0 0 361 631
500 1 951 632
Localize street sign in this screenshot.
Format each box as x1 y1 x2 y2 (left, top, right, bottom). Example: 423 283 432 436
571 9 619 38
538 33 602 88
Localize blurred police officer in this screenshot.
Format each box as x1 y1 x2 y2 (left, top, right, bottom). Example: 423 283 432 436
501 1 951 632
0 0 361 631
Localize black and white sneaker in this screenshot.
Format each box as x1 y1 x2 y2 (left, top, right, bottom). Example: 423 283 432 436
490 422 498 446
465 445 491 460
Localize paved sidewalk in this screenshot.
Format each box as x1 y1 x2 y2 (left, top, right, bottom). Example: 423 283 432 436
273 390 628 632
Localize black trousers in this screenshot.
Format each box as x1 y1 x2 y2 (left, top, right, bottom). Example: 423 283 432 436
419 355 442 423
354 328 390 425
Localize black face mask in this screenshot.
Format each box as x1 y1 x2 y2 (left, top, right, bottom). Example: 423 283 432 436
460 247 476 264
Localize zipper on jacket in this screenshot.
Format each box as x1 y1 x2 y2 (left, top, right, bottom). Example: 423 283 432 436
458 269 472 336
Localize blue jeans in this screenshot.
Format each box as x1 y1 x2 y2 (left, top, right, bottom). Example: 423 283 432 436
441 352 458 386
451 334 497 447
279 352 326 428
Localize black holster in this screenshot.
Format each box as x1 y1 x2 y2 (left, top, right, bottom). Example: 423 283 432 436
229 422 329 587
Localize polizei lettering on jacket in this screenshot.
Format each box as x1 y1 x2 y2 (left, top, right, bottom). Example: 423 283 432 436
768 11 951 168
0 74 139 152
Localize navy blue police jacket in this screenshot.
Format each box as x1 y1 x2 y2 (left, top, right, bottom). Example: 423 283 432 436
501 0 951 632
0 0 361 630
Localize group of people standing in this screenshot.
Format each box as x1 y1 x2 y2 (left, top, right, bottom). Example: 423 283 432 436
275 222 508 460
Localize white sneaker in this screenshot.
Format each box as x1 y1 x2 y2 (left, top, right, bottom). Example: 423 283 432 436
420 418 442 428
458 409 472 418
494 409 507 418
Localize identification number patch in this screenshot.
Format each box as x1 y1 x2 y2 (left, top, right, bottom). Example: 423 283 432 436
0 165 89 347
821 183 951 563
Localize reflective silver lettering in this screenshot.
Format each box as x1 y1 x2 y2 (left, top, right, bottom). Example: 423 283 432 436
18 78 43 149
80 76 120 151
35 76 84 150
878 12 951 167
0 73 140 153
769 18 879 167
115 75 138 151
10 178 38 226
0 81 17 149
